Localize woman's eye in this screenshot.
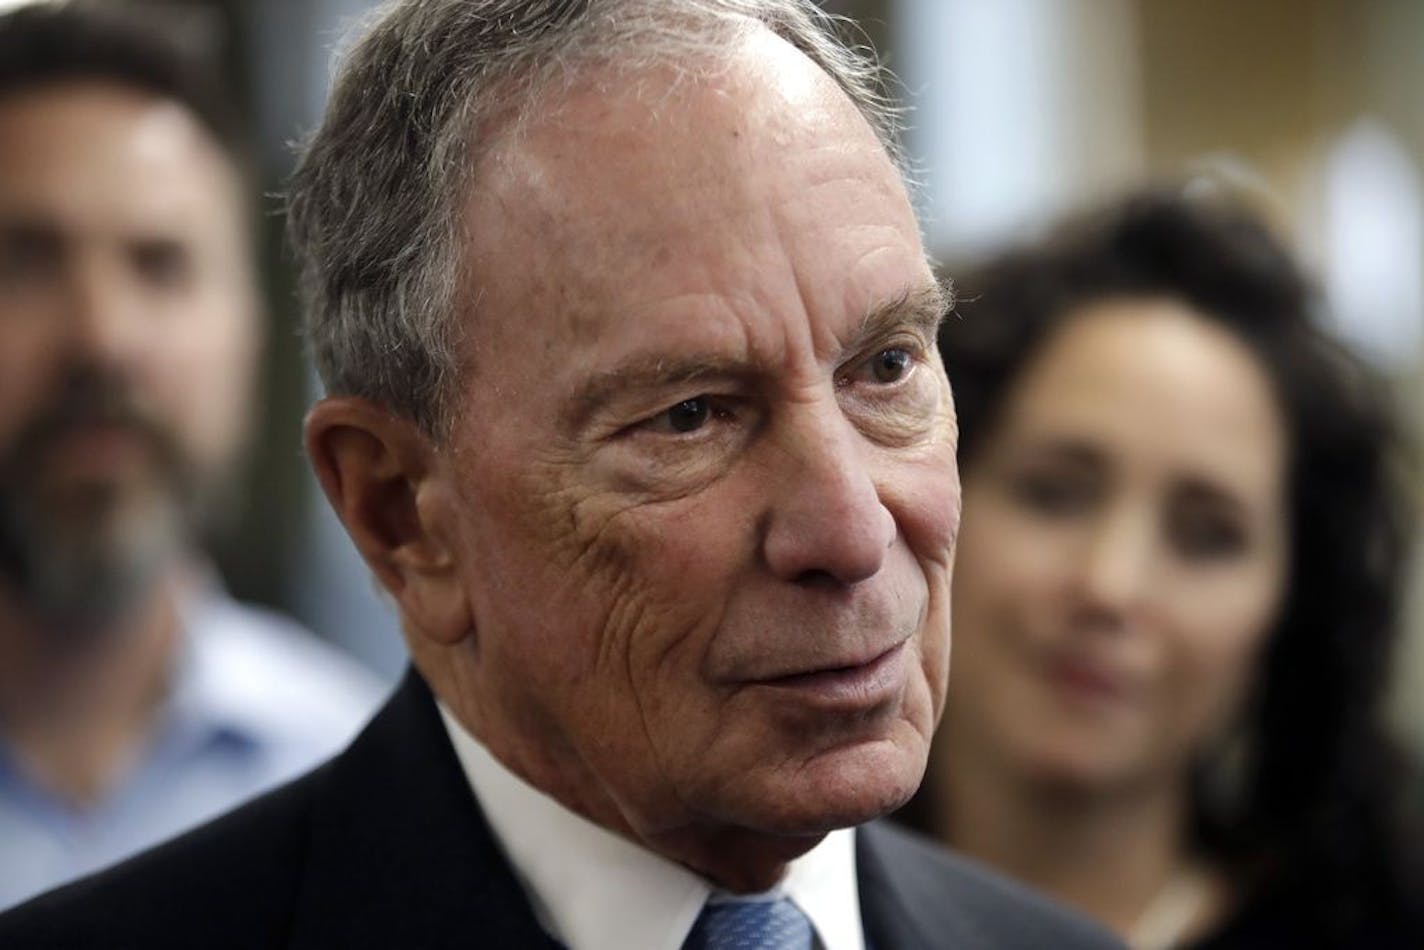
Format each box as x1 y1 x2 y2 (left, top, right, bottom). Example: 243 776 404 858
1008 470 1098 516
1169 510 1248 561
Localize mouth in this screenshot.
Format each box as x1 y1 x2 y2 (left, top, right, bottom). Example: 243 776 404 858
39 423 153 471
1043 655 1138 707
751 640 911 712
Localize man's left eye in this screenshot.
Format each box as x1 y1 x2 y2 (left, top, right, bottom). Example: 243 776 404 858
841 347 916 388
869 348 913 383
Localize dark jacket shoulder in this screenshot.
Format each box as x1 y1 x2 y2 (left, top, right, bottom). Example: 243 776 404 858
858 820 1123 949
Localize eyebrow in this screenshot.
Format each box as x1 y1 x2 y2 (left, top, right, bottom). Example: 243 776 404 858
849 279 953 351
0 214 188 247
1172 474 1257 519
0 217 65 243
560 280 951 431
1018 439 1105 469
560 352 749 433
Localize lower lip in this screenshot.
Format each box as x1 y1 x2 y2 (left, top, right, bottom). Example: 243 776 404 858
753 641 910 712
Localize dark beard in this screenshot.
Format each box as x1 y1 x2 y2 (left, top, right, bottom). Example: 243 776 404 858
0 367 201 642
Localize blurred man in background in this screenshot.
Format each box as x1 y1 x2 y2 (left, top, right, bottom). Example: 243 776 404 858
0 2 382 909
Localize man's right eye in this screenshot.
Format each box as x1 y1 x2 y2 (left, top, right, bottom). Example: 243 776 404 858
0 232 62 287
637 396 723 436
665 398 710 433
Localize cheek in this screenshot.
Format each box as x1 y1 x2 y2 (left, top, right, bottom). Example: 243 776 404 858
0 318 61 448
461 468 762 823
147 299 256 468
885 441 960 569
463 456 749 710
1162 583 1280 736
577 489 769 741
865 442 959 728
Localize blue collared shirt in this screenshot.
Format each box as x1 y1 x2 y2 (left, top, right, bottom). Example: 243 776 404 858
0 590 387 910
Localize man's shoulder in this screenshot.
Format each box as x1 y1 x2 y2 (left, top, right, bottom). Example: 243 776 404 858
0 762 327 948
858 821 1123 949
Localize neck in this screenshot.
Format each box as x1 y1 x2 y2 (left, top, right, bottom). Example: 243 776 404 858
936 749 1205 940
0 564 188 807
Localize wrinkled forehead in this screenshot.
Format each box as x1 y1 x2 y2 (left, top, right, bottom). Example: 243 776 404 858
461 27 913 292
482 19 894 170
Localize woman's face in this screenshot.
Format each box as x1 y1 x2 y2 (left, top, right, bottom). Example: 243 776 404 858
942 298 1289 795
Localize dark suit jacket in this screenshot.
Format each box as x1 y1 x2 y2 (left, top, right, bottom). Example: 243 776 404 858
0 670 1120 948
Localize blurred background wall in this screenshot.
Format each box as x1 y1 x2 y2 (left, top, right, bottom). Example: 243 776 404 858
20 0 1418 746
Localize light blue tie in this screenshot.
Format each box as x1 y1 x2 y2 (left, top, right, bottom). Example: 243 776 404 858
683 897 815 950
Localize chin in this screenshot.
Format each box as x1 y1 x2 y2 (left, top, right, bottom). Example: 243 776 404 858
1017 743 1150 799
732 734 928 835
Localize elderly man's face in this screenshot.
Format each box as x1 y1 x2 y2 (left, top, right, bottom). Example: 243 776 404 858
441 31 958 871
0 82 257 627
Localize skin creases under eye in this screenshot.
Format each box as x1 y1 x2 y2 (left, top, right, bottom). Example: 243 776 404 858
836 339 944 446
596 391 753 497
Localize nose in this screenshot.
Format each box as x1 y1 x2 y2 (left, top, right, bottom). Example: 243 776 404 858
761 404 897 586
63 254 145 368
1070 504 1154 628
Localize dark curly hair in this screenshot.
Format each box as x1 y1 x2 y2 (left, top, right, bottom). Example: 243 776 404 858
919 188 1421 943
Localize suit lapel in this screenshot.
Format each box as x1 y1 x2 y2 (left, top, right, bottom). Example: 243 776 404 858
289 669 560 949
857 822 983 949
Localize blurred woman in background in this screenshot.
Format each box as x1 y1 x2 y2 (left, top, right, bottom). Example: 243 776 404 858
909 190 1423 948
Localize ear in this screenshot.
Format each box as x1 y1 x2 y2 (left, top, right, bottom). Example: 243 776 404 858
304 396 472 645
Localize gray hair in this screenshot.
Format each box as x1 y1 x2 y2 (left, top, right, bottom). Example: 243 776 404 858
287 0 906 438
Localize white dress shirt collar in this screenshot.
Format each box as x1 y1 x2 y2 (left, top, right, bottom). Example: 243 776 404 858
438 704 865 950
